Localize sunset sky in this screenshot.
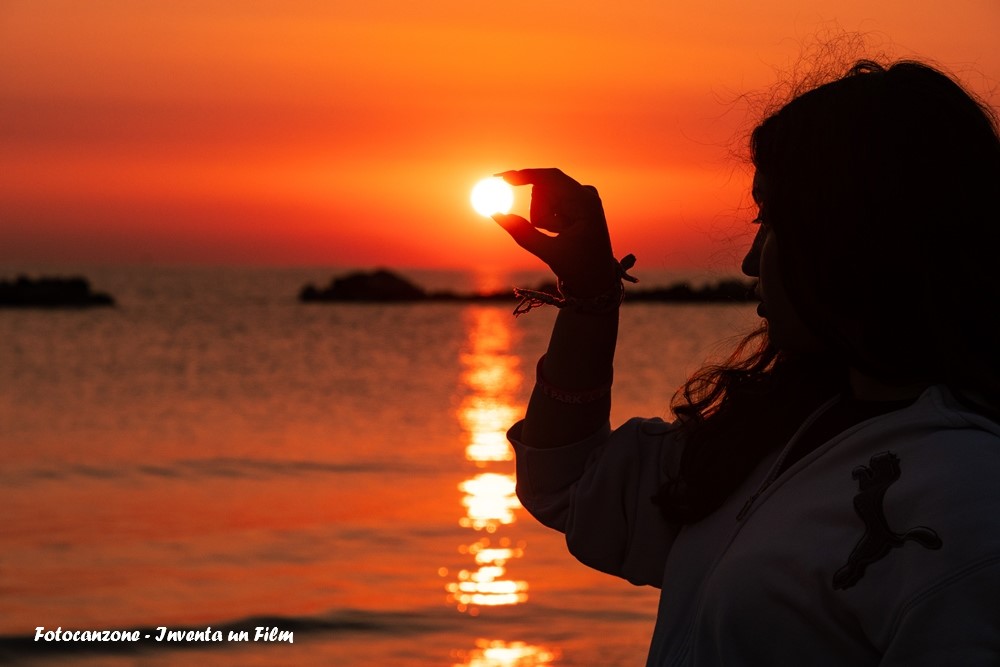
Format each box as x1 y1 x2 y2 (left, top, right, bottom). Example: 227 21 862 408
2 1 998 271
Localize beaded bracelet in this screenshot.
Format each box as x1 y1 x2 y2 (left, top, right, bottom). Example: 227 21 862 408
534 354 613 404
512 253 638 317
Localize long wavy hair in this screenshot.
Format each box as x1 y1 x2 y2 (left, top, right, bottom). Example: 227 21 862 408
656 60 1000 523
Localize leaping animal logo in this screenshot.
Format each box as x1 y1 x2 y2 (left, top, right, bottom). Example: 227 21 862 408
833 451 942 591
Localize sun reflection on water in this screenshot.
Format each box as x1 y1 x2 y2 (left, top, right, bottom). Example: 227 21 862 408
447 307 530 613
458 473 519 531
446 307 556 665
461 399 517 464
453 638 559 667
448 535 529 609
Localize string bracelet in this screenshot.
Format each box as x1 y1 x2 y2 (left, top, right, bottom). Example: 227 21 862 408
534 354 613 404
513 253 638 317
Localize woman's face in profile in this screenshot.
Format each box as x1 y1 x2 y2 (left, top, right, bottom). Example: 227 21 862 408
743 172 827 354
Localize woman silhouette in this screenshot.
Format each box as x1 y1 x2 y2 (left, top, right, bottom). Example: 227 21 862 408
493 60 1000 665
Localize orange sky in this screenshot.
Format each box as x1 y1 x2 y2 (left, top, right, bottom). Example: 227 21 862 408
2 1 998 271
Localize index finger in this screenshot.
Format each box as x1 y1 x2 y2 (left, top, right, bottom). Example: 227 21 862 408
495 168 581 189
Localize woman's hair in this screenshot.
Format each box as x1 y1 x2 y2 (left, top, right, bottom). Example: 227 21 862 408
657 60 1000 523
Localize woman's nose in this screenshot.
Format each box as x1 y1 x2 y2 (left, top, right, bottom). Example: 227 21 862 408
742 227 764 277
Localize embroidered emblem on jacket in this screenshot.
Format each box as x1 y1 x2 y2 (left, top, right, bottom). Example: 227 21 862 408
833 451 942 591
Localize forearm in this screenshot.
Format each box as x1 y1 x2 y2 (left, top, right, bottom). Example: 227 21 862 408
520 305 619 448
490 167 624 447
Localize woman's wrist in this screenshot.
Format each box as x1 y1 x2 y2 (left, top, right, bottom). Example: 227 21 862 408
556 268 619 298
558 279 625 315
512 254 638 317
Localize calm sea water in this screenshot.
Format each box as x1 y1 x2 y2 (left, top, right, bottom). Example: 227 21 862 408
0 266 756 666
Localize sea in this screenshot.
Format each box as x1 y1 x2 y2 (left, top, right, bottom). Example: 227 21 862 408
0 265 758 666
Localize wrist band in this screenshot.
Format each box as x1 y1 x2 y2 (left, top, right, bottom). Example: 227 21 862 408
534 354 613 404
512 254 638 317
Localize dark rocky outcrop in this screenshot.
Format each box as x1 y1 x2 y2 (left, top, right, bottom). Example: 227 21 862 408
0 276 115 308
300 269 427 302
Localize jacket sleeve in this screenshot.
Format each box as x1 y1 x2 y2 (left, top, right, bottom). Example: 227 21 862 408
879 556 1000 666
508 417 682 588
874 412 1000 665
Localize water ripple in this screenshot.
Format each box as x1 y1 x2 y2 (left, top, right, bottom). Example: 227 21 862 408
5 457 432 486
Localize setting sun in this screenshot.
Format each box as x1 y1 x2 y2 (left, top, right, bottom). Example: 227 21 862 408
470 178 514 218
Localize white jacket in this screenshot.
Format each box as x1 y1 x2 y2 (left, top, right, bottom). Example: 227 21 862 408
510 385 1000 665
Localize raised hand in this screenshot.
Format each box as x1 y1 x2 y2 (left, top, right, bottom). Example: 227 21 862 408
492 168 618 297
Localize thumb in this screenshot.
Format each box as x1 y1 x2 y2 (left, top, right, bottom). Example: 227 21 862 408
492 213 552 260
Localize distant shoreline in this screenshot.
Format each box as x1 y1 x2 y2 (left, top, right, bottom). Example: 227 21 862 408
300 268 755 304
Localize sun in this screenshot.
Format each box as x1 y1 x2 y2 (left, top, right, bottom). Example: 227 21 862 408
470 177 514 217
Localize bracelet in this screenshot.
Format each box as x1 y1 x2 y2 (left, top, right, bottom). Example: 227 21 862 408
534 354 613 404
512 254 638 317
558 279 625 315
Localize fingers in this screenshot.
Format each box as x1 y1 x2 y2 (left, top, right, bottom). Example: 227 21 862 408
495 168 579 188
496 168 603 234
531 182 602 233
491 213 553 259
531 191 575 233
